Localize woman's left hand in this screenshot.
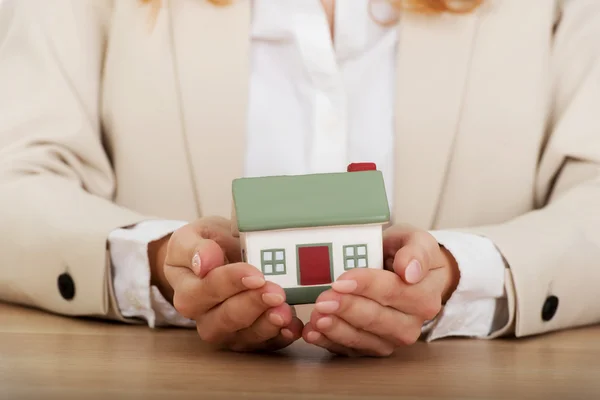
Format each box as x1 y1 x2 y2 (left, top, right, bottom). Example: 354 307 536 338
302 225 460 357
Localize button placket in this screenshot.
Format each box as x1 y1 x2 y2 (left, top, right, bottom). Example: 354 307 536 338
294 5 348 174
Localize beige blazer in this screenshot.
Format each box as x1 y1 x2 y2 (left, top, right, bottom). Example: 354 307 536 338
1 0 599 339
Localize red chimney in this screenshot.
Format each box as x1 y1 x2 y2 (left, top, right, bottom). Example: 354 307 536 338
347 162 377 172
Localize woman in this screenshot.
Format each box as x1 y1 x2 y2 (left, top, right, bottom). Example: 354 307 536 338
1 0 599 357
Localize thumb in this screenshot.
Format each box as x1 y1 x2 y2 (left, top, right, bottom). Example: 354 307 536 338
389 232 446 284
390 243 428 284
383 225 445 284
164 224 228 279
190 239 228 279
383 225 433 284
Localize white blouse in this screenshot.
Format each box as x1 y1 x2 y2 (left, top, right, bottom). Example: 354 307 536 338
108 0 508 340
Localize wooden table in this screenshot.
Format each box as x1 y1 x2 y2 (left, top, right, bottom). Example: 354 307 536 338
1 302 599 399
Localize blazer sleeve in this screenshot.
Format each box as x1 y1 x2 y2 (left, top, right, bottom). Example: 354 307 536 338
469 0 600 338
0 1 149 319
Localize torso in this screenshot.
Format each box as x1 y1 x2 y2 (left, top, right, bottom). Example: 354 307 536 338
101 0 559 229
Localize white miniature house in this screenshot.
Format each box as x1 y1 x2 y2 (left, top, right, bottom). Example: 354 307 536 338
232 163 391 304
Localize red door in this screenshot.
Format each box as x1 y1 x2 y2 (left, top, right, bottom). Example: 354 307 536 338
297 245 332 286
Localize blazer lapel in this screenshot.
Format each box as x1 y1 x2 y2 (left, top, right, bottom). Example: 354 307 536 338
393 11 481 229
166 0 250 218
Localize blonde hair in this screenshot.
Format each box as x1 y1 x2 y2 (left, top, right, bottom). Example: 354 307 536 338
387 0 482 14
140 0 482 16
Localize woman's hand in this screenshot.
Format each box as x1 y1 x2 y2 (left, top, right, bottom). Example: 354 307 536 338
302 224 460 357
151 217 304 352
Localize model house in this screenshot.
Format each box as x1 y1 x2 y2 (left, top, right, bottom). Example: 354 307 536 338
231 163 391 304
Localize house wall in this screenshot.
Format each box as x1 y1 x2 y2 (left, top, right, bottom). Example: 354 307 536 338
244 224 384 289
240 232 248 263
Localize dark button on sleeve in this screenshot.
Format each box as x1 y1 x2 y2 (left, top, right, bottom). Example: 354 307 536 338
542 295 559 321
57 273 76 300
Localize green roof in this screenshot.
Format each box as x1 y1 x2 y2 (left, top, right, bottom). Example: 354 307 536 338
232 170 390 232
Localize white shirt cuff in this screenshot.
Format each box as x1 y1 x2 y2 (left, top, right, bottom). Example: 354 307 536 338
423 230 509 341
108 219 196 329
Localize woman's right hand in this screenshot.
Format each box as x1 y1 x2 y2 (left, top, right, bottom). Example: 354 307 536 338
158 217 304 352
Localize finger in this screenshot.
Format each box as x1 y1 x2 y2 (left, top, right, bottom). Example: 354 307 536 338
163 237 227 302
231 307 304 352
167 262 266 319
314 290 422 346
196 281 285 342
197 216 232 231
193 219 242 264
386 229 444 284
392 242 438 284
237 304 296 345
382 224 416 256
280 315 305 341
261 316 305 350
166 224 227 277
303 323 358 357
309 314 395 357
331 269 440 319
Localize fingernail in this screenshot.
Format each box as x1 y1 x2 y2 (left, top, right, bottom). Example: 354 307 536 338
332 279 357 293
405 259 422 284
315 300 339 313
262 293 284 307
191 252 202 275
269 312 285 327
242 276 266 289
316 316 333 330
281 328 294 339
306 331 322 343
